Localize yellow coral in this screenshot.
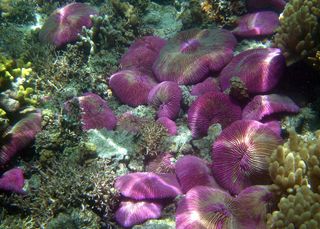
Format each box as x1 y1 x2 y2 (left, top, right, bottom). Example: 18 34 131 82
273 0 320 65
308 51 320 71
267 185 320 229
269 129 310 194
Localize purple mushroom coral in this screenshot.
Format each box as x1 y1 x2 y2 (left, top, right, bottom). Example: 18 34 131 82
120 36 167 76
0 112 42 166
148 81 182 120
115 172 182 200
175 155 222 193
190 77 220 96
242 94 300 121
39 2 98 48
0 167 25 194
78 93 117 131
176 185 272 229
152 28 237 85
188 92 241 139
115 200 163 228
232 11 280 38
109 69 156 107
219 48 285 94
211 120 282 195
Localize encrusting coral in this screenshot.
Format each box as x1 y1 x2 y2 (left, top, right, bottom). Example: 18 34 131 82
273 0 320 65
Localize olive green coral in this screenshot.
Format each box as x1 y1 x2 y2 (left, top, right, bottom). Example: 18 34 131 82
269 128 320 195
269 129 309 194
267 185 320 229
273 0 320 65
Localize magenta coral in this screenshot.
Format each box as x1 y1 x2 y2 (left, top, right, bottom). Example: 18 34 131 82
188 92 241 139
39 3 98 48
242 94 299 121
232 11 280 38
190 77 220 96
0 167 25 194
152 28 237 85
148 81 182 120
70 93 117 131
146 152 175 174
211 120 282 195
0 112 42 165
115 172 182 200
176 185 272 229
120 36 166 76
109 69 156 107
115 200 162 228
156 117 177 136
175 155 222 193
219 48 285 94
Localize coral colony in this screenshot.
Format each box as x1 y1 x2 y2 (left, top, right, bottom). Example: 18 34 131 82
1 0 320 228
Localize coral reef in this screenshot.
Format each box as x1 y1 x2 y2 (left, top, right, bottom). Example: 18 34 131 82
269 129 320 194
273 0 320 65
0 0 36 24
267 185 320 228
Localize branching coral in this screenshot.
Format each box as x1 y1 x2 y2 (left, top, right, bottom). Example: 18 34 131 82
200 0 247 26
308 50 320 71
267 185 320 228
269 129 320 194
273 0 320 65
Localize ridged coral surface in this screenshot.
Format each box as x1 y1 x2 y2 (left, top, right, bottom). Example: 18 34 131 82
212 120 282 195
39 3 98 47
152 28 237 85
219 48 285 94
188 92 241 139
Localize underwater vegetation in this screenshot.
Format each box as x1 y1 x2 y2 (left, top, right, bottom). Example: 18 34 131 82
1 0 320 228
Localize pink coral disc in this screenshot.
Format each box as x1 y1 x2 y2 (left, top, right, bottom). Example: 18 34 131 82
188 92 241 139
176 185 271 229
211 120 282 195
0 167 25 194
152 28 237 85
191 77 221 96
148 81 182 120
175 155 222 193
242 94 300 121
232 11 280 37
115 200 162 228
219 48 285 94
247 0 286 12
39 3 98 48
120 36 166 76
78 93 117 131
115 172 182 200
109 69 156 107
0 112 42 166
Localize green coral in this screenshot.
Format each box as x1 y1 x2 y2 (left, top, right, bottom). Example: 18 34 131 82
268 129 320 228
273 0 320 65
0 0 36 24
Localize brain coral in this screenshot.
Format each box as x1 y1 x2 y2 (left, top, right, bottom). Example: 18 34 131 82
152 28 237 85
219 48 285 94
212 120 282 195
188 92 241 139
39 2 98 48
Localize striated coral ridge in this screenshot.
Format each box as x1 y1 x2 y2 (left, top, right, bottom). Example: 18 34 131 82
273 0 320 65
